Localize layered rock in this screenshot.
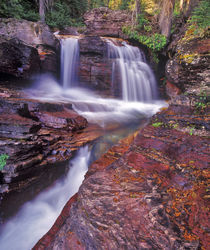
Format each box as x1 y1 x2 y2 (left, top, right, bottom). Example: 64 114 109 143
83 7 131 38
78 36 112 92
0 86 103 194
166 36 210 92
34 103 209 249
0 18 58 77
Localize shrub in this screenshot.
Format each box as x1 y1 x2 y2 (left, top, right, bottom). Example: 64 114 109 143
189 0 210 29
0 0 39 21
0 154 9 171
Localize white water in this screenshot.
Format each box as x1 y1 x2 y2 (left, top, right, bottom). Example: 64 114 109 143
61 38 79 88
0 37 167 249
107 40 157 102
27 76 166 127
0 146 90 250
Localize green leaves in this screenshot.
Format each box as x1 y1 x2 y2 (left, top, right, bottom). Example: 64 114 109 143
0 154 9 171
122 26 167 52
190 0 210 29
0 0 39 21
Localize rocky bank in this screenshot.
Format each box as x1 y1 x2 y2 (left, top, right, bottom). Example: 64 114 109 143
34 13 209 250
0 86 103 194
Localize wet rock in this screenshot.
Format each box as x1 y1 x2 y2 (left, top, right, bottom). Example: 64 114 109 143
59 27 80 36
0 86 103 194
78 36 112 92
35 94 209 249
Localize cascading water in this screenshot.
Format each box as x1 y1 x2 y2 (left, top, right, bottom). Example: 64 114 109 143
60 37 79 88
0 147 90 250
0 37 166 250
107 40 157 102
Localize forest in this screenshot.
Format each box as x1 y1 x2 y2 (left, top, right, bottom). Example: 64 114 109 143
0 0 209 249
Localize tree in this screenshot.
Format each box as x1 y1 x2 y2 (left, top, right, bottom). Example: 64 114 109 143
36 0 54 22
159 0 175 39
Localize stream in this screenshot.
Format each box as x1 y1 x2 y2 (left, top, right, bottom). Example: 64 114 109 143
0 37 166 249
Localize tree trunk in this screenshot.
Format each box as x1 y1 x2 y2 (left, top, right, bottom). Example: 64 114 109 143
39 0 45 22
180 0 184 10
159 0 175 39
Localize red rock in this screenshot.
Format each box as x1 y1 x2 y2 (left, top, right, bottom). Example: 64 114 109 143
166 80 181 98
36 102 209 249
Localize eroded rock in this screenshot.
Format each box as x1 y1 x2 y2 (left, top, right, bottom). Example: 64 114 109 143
35 104 209 249
0 86 103 194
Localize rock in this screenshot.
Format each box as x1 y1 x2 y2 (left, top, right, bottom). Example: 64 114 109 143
0 86 103 194
59 27 80 36
0 36 41 79
166 37 210 91
78 36 112 92
83 7 131 37
35 103 209 249
166 80 181 98
0 18 59 76
0 18 56 48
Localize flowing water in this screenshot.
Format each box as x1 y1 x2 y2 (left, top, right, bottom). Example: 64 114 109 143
61 37 79 88
107 39 157 102
0 37 166 249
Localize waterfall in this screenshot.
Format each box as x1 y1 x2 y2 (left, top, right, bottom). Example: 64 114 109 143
60 38 79 88
0 146 90 250
107 40 157 102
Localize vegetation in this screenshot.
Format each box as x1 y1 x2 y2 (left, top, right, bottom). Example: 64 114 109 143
0 0 39 21
0 0 209 34
0 0 88 28
0 154 9 171
189 0 210 29
188 0 210 37
152 122 163 128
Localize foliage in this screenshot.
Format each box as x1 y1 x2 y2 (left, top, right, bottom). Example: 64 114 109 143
152 122 163 128
137 13 149 29
0 0 39 21
46 2 71 28
189 0 210 29
173 0 181 18
122 26 167 52
195 91 209 112
0 154 9 171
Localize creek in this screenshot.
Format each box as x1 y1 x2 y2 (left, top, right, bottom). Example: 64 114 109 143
0 36 166 250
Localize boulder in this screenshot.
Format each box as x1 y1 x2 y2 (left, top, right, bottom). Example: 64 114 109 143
0 18 59 76
83 7 131 37
0 18 56 47
0 36 40 78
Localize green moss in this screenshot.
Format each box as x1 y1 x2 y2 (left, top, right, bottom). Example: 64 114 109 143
0 154 9 171
152 122 163 128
